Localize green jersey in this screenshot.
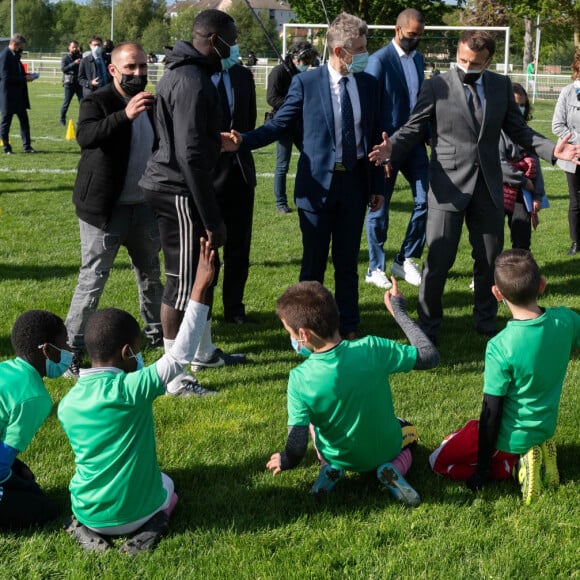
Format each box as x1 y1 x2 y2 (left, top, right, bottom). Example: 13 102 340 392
58 364 166 528
483 307 580 454
287 336 417 472
0 358 52 456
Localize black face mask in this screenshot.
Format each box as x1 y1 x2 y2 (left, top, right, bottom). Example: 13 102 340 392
71 51 81 59
456 66 483 86
14 48 23 58
399 36 420 54
120 74 148 96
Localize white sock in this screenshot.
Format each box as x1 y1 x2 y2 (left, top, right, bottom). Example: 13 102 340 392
194 318 216 361
164 338 186 394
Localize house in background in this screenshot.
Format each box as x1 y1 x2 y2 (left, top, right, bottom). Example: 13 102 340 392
166 0 295 32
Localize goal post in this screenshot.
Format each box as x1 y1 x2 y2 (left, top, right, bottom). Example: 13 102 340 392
282 24 511 75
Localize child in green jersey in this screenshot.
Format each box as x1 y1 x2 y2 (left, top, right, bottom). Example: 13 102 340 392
0 309 71 529
431 249 580 505
267 278 439 506
58 240 215 554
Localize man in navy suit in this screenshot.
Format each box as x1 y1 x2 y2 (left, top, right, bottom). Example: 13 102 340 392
365 9 428 290
222 13 383 338
0 34 36 154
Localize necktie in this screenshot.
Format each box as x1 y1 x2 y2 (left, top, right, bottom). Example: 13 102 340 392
339 77 357 170
217 73 232 131
466 83 483 128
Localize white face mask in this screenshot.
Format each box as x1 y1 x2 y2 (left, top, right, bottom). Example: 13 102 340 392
91 45 102 57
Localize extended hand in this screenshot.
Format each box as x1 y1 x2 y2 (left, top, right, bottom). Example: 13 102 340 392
383 276 402 317
554 133 580 164
206 222 227 249
221 130 242 153
368 131 392 166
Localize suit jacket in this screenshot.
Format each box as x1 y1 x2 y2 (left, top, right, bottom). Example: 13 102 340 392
0 47 30 115
389 69 555 212
243 64 381 211
367 41 424 136
73 83 155 229
213 64 257 191
78 54 111 97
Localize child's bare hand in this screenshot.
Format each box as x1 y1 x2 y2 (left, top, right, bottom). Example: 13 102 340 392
190 238 215 302
384 276 402 317
266 453 282 476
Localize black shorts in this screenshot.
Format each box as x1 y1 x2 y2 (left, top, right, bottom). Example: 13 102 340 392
145 192 219 310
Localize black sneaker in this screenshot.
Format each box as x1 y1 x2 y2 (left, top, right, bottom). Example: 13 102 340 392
119 511 169 556
23 147 37 153
64 353 82 379
277 205 292 214
64 516 111 552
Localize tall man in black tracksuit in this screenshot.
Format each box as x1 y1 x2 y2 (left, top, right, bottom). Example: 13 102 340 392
140 9 245 397
64 42 163 377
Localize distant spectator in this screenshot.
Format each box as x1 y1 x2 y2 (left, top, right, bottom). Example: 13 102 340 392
103 39 115 56
78 35 111 98
247 51 257 66
147 52 158 63
0 33 38 154
60 40 83 126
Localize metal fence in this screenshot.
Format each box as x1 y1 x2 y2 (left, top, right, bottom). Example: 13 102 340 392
23 59 573 100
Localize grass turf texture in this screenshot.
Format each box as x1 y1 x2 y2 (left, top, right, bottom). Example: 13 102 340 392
0 79 578 578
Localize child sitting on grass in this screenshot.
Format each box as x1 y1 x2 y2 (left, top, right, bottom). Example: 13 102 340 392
430 249 580 504
0 309 72 529
266 278 439 506
58 240 215 555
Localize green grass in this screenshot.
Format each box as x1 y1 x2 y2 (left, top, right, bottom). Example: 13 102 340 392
0 79 578 578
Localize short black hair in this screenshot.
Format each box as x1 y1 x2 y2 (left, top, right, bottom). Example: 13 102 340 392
494 249 542 305
276 281 339 339
11 310 66 359
85 308 141 362
193 9 235 37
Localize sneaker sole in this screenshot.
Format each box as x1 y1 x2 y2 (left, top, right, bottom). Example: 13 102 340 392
390 265 421 287
541 439 560 488
519 446 542 505
364 277 392 290
377 464 421 507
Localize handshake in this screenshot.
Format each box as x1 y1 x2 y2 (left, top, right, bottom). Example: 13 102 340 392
221 130 243 153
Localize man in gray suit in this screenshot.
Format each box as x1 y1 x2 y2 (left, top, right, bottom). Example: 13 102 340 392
371 30 580 342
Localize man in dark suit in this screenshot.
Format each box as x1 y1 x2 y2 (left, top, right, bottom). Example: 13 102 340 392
209 64 257 326
365 9 428 290
78 35 111 98
223 12 383 338
0 33 36 154
371 30 580 342
64 42 163 377
60 39 83 126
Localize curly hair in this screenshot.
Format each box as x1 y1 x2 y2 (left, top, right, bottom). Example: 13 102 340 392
85 308 141 362
11 310 66 359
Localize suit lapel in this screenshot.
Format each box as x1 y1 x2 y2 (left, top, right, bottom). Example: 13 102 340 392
318 66 336 145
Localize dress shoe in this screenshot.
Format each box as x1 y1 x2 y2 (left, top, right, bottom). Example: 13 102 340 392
23 147 36 153
568 242 578 256
225 314 257 326
277 205 292 214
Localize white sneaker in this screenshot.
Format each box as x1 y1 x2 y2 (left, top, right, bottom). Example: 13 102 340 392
365 268 392 289
390 258 422 286
166 374 218 397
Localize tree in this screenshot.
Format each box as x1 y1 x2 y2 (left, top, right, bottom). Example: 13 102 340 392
227 0 280 58
113 0 166 44
75 0 111 48
168 6 199 45
0 0 53 51
52 1 82 51
141 19 169 54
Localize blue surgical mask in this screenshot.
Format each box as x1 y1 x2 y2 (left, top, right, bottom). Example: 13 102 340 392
129 347 144 372
91 45 102 57
40 343 74 378
295 63 309 73
345 51 369 74
290 337 312 357
216 37 240 71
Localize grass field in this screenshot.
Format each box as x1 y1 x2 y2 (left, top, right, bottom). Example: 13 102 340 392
0 79 578 578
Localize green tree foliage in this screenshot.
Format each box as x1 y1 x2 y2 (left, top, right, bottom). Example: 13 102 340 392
141 19 169 54
288 0 454 28
52 1 83 50
168 6 199 45
75 0 111 48
227 0 280 58
114 0 166 44
0 0 53 51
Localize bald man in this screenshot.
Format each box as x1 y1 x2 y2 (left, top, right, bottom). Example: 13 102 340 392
64 42 163 378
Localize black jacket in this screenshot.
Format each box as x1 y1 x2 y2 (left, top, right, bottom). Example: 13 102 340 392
73 83 155 229
266 56 297 112
61 51 81 85
139 41 223 231
0 48 29 115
